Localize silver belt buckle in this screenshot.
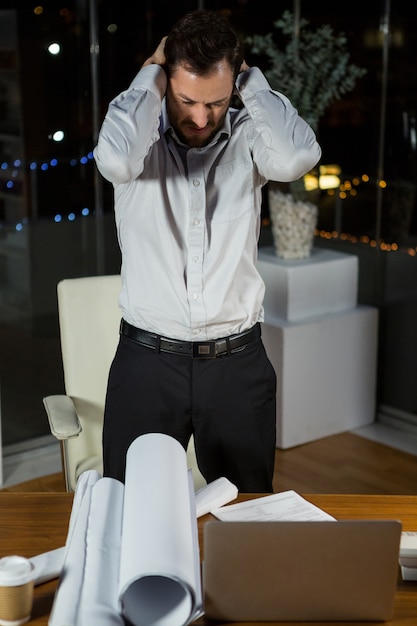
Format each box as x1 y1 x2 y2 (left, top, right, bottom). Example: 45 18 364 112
192 341 216 358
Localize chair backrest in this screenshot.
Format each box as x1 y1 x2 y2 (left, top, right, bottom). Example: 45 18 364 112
58 275 121 404
56 275 206 491
57 275 122 489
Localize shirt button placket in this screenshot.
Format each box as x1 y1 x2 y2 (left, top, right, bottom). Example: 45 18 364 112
187 154 206 333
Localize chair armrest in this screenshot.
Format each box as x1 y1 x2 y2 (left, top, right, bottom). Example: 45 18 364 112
43 395 82 440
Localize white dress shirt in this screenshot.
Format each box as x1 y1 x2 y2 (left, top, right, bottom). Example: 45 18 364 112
94 64 321 341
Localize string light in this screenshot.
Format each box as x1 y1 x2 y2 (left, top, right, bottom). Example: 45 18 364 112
0 151 95 229
0 150 96 230
268 170 417 258
315 230 417 257
0 151 95 173
3 162 417 260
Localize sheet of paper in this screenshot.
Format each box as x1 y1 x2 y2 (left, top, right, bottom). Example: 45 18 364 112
211 490 336 522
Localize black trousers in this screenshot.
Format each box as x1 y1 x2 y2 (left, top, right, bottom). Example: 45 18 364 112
102 329 277 492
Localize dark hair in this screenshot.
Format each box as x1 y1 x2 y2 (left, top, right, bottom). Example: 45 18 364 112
164 10 243 79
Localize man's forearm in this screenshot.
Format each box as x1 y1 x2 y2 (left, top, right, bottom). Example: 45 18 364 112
94 65 167 185
236 66 321 182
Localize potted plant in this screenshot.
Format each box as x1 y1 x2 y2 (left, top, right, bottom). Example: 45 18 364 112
246 10 367 258
245 10 366 132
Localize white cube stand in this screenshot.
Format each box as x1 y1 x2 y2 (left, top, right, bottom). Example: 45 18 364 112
257 246 358 322
258 246 378 449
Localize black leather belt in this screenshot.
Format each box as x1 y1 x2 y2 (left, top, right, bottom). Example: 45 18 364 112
120 319 261 358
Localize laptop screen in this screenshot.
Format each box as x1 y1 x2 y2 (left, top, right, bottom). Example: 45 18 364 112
203 519 402 622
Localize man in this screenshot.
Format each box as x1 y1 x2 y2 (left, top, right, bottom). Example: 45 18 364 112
94 9 321 492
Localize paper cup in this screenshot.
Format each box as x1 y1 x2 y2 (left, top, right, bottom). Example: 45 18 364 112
0 556 35 626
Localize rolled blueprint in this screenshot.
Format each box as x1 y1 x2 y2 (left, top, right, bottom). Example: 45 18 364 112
49 470 102 626
118 433 203 626
77 477 124 625
48 435 203 626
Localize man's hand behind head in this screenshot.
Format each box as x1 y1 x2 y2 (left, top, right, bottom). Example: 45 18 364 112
142 36 167 68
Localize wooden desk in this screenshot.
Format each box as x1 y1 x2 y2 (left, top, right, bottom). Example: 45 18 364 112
1 492 416 625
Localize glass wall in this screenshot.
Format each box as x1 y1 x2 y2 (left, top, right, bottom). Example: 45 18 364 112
0 0 416 447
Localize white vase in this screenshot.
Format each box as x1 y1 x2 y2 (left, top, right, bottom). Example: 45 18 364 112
268 188 318 260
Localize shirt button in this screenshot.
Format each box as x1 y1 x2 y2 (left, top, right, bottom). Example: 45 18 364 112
193 219 200 226
193 179 200 187
192 256 199 262
192 293 198 300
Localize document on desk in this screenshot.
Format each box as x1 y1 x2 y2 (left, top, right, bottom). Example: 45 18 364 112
212 490 336 522
49 433 205 626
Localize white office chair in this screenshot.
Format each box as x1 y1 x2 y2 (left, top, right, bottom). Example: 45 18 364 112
43 274 206 492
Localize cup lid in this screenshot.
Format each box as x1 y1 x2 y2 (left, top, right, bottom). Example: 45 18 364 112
0 556 34 586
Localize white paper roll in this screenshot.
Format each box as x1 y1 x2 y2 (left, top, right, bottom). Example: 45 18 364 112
77 477 124 625
49 470 101 626
118 433 202 626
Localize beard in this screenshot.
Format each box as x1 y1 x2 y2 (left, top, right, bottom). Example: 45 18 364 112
173 123 218 148
166 99 227 148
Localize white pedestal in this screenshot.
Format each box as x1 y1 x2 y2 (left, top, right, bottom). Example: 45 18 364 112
257 247 358 322
262 306 378 449
257 245 377 448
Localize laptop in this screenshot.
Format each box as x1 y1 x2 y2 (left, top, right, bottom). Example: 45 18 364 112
203 519 402 622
